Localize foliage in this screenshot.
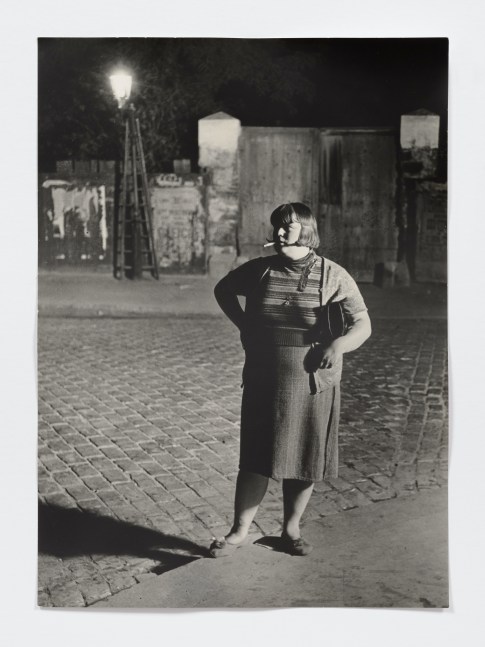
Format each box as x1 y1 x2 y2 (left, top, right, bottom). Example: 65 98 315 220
38 38 318 172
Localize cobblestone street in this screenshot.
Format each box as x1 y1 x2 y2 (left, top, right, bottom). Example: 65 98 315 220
37 315 448 607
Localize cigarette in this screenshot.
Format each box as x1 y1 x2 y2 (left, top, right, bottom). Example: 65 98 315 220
263 242 275 247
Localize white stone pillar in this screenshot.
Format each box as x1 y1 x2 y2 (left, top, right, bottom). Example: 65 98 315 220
198 112 241 277
400 109 440 178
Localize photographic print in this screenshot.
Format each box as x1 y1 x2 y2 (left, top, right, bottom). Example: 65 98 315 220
37 37 448 608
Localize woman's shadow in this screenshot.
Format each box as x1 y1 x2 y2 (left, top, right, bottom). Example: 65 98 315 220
38 500 210 575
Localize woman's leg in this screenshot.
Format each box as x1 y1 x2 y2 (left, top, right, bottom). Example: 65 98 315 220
282 479 314 540
225 470 269 544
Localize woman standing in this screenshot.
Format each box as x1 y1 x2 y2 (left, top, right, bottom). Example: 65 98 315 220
211 202 371 557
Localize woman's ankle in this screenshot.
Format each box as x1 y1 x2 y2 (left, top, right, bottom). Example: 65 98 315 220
282 524 301 540
226 526 250 543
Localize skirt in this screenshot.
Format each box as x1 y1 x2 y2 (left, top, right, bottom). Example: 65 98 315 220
239 344 340 482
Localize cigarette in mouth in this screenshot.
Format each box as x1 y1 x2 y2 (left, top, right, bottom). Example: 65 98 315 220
263 242 275 247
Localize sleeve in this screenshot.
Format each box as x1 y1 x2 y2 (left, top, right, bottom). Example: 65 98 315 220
333 266 368 317
217 257 268 297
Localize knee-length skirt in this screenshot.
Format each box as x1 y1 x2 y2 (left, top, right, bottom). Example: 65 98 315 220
239 344 340 482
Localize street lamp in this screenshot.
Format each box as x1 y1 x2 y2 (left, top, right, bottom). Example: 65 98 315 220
109 70 158 280
109 72 132 110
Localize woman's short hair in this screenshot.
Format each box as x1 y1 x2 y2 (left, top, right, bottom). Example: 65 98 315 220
270 202 320 249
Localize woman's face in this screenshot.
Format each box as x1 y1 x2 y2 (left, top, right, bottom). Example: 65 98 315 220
274 218 302 250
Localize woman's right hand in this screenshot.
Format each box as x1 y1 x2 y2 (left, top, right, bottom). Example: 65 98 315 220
214 279 246 332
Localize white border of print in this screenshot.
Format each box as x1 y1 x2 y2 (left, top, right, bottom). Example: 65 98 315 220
1 1 484 646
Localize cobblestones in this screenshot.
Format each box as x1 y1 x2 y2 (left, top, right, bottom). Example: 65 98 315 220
37 316 447 607
77 575 111 605
48 580 86 607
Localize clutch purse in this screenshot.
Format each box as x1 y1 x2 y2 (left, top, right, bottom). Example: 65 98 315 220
303 298 347 376
318 256 347 342
320 300 347 341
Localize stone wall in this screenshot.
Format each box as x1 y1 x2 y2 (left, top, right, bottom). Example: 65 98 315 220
149 174 206 273
399 110 447 283
39 167 207 273
415 182 447 283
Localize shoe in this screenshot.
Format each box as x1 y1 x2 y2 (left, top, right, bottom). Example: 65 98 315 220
280 535 313 556
209 535 250 558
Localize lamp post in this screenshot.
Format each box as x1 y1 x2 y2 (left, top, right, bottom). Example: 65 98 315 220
109 71 158 280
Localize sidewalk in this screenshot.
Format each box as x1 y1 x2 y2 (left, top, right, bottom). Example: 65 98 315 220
93 488 448 608
38 268 447 319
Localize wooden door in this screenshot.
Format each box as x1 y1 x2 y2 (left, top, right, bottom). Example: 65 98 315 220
238 127 320 259
320 129 398 281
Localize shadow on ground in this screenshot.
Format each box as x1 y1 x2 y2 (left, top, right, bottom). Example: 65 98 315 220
253 536 288 554
38 501 210 574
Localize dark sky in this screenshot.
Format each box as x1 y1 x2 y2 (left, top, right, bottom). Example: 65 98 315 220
284 38 448 126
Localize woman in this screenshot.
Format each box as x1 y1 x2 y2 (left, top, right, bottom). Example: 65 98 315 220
211 202 371 557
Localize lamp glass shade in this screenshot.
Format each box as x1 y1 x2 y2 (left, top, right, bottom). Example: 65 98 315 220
109 73 132 108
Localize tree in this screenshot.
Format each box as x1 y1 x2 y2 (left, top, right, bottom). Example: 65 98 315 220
38 38 318 171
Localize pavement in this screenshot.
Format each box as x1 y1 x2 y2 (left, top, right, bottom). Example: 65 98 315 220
37 268 448 608
38 266 447 319
93 488 448 609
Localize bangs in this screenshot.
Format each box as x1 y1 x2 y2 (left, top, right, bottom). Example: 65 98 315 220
270 203 296 228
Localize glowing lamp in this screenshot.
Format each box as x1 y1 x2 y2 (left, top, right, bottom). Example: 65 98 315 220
109 72 132 109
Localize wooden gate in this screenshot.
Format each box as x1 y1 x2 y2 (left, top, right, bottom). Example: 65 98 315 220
238 126 398 281
320 128 398 281
238 127 320 259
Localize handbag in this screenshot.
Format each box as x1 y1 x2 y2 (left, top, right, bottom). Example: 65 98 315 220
306 256 347 376
318 257 347 342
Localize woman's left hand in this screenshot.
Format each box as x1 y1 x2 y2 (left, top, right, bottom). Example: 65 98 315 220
319 339 344 369
319 311 372 368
